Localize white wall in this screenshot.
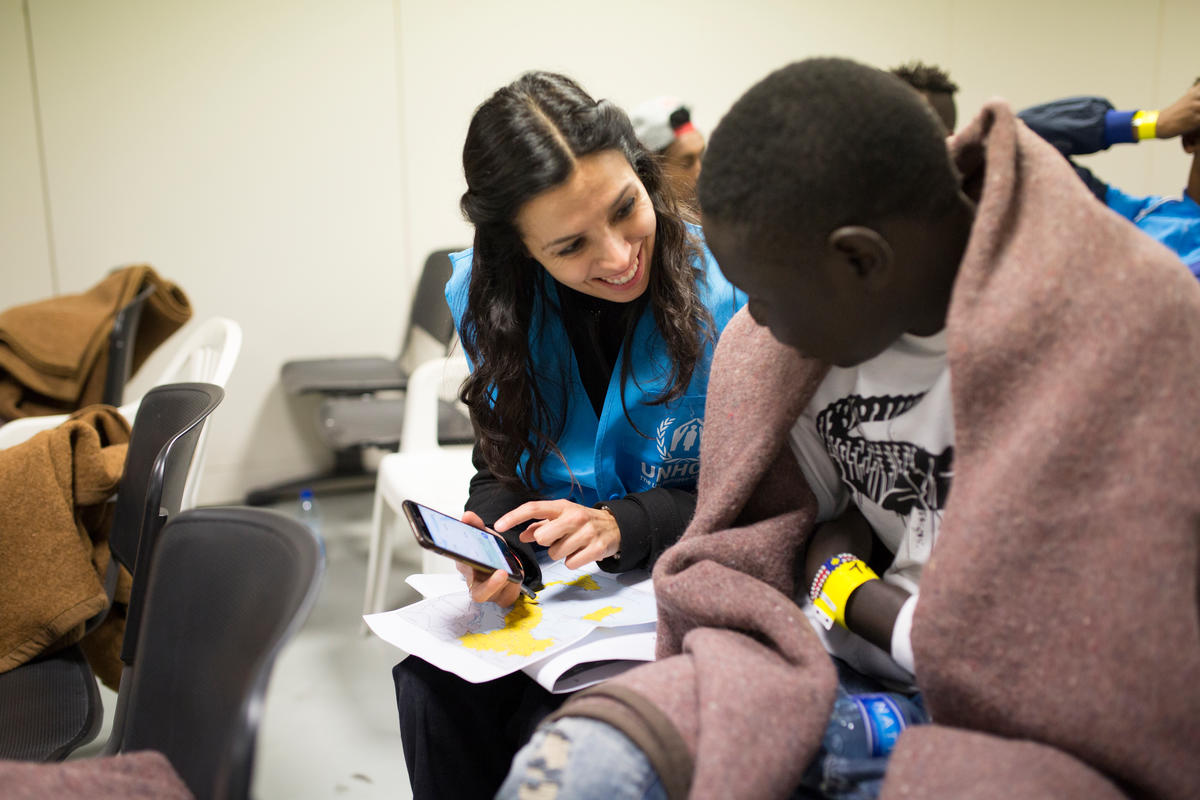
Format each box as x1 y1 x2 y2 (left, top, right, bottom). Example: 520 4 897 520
394 0 1200 274
4 0 408 503
1 0 54 303
3 0 1197 503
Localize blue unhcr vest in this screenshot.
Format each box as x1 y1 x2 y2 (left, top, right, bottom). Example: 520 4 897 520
445 229 746 506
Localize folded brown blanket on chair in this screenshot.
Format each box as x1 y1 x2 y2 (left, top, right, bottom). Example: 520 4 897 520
558 101 1200 799
0 406 130 684
0 265 191 420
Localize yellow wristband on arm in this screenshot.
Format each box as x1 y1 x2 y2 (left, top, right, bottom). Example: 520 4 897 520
1133 110 1159 140
811 554 880 630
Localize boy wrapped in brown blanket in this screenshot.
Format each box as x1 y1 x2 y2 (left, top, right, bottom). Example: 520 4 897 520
539 67 1200 799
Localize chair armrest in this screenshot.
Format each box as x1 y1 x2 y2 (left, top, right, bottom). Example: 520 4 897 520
0 413 69 449
400 356 470 453
280 356 405 395
0 399 138 450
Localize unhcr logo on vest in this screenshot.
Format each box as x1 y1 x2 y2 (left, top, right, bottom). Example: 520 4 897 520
640 416 703 488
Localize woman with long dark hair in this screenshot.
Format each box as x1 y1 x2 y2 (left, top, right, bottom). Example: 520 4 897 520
393 71 745 799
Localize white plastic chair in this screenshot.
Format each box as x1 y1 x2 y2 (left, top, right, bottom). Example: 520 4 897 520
361 353 476 623
0 317 242 509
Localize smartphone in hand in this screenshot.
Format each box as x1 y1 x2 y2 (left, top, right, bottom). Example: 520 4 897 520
402 500 534 598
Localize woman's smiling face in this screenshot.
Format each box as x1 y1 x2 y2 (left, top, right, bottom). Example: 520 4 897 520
515 149 656 302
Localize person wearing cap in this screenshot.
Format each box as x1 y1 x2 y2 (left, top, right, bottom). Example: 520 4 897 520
631 96 706 208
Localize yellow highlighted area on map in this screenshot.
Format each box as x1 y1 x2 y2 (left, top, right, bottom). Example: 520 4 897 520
543 574 601 592
458 597 554 657
581 606 621 622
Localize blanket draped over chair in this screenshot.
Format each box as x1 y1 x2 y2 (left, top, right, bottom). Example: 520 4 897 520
555 101 1200 799
0 265 191 421
0 406 131 688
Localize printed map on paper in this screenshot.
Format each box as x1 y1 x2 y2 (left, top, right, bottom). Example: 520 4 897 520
364 561 656 684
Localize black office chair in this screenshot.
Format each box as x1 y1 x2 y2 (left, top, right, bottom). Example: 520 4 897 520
102 283 156 406
0 382 224 762
109 506 324 800
245 249 473 506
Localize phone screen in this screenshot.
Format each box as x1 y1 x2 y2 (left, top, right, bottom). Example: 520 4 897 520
413 503 511 574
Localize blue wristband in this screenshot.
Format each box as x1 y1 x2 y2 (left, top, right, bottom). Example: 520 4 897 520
1104 109 1137 146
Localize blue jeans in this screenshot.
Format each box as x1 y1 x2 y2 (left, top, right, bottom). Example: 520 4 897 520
497 716 668 800
496 659 926 800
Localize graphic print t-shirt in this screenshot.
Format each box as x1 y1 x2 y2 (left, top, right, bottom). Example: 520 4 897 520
789 330 953 596
788 330 952 684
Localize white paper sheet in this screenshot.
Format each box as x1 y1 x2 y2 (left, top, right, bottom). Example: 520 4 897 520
404 571 468 599
524 623 657 693
365 560 657 686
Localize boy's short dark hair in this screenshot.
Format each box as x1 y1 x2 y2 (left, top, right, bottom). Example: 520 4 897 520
890 60 959 95
698 57 961 250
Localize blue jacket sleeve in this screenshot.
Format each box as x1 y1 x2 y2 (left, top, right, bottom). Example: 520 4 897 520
1018 96 1133 202
1018 96 1116 155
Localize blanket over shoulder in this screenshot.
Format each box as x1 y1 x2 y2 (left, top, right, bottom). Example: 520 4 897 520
556 101 1200 799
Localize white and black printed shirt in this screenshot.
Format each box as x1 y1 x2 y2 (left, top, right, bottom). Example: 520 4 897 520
788 329 952 683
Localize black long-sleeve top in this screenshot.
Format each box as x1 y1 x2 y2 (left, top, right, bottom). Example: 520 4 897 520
464 285 697 583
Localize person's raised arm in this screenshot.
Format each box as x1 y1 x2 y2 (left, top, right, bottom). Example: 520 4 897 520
1155 81 1200 140
1017 96 1113 201
1018 96 1113 157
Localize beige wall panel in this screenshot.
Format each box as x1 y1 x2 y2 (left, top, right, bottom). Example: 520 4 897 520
950 0 1176 198
29 0 407 502
396 0 1194 285
19 0 1195 502
0 0 54 306
1147 0 1200 195
392 0 957 294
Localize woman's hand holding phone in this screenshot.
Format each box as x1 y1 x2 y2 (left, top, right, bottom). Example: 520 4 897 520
457 511 525 607
494 500 620 570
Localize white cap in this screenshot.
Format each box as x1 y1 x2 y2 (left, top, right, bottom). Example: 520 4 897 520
630 96 693 152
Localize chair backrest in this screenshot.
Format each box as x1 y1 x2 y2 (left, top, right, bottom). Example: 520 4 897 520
153 317 242 388
114 507 324 800
102 284 156 406
396 250 458 376
131 318 241 510
107 382 224 666
0 319 239 511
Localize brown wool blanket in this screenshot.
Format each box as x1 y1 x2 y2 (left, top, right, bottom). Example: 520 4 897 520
0 751 193 800
557 101 1200 799
0 264 191 420
0 406 131 687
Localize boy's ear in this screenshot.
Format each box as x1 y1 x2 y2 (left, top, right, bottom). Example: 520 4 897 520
827 226 894 289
